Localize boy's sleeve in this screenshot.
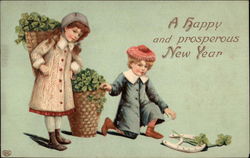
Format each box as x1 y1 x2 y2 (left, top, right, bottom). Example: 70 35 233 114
146 79 169 113
30 39 54 69
109 73 125 96
71 53 83 74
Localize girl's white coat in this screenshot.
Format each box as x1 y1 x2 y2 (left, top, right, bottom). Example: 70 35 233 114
29 36 83 114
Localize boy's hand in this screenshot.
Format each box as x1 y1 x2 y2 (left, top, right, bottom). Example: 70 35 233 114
100 83 112 92
164 108 176 120
39 65 49 76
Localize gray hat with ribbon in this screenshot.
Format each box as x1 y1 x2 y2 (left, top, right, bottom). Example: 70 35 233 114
61 12 90 30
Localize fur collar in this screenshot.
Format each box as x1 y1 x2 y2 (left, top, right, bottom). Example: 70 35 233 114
57 35 75 51
123 69 148 84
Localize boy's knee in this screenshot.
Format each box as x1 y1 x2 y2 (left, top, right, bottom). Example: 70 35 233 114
123 130 138 139
129 134 138 139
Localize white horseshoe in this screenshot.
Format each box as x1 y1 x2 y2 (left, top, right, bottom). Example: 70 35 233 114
162 133 206 153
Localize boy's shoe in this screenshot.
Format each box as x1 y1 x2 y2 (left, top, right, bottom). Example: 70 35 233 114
101 117 116 136
145 127 164 139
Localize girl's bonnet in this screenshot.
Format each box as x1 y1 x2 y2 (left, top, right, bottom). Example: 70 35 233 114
61 12 90 35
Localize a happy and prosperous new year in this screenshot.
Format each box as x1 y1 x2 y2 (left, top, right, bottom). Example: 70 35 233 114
153 17 240 59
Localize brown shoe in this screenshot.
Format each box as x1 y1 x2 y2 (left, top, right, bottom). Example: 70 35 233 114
55 129 71 144
101 117 116 136
48 132 67 151
145 127 164 139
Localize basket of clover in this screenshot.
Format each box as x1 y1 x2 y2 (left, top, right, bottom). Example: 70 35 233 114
15 12 61 76
68 68 107 137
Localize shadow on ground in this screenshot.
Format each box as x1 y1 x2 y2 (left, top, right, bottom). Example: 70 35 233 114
140 132 147 136
61 130 73 136
61 130 103 136
23 132 51 149
106 131 143 140
56 130 150 141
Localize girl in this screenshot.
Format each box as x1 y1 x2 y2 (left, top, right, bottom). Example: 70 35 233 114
101 45 176 139
29 12 90 151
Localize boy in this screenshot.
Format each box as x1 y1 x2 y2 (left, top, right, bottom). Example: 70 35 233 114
101 45 176 139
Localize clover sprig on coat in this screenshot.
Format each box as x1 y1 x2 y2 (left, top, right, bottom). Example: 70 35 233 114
72 68 106 92
15 12 61 45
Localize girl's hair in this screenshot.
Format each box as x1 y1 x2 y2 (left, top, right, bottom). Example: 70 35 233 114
47 21 90 55
127 56 154 70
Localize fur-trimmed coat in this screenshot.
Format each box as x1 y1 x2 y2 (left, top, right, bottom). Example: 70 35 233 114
29 35 83 116
111 69 169 134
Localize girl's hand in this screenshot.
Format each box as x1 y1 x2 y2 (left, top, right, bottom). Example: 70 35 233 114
39 65 49 76
164 108 176 120
100 83 112 92
70 70 75 80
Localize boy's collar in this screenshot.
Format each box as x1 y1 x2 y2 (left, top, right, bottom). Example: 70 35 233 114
57 35 75 51
123 69 148 84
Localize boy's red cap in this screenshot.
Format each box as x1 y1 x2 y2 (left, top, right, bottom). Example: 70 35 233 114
126 45 156 62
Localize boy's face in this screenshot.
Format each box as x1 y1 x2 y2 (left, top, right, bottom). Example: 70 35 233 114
131 60 148 76
64 26 83 42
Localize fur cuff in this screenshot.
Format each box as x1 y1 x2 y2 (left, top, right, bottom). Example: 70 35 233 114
33 58 45 69
71 61 81 74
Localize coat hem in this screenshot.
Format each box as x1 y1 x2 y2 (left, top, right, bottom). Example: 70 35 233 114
29 108 75 116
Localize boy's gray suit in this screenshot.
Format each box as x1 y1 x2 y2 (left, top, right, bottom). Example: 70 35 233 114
110 69 169 134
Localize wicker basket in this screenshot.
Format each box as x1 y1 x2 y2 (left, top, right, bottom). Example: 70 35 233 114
68 89 106 137
25 31 52 76
25 31 52 53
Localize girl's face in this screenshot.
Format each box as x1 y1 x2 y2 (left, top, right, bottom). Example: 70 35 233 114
131 60 148 76
64 26 83 42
